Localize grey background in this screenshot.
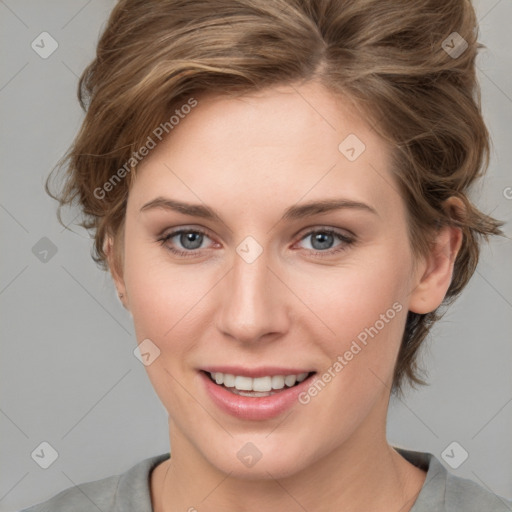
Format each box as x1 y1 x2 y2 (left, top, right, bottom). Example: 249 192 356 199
0 1 511 511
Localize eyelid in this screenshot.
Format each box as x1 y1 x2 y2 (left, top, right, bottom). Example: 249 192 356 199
294 224 355 241
158 224 213 240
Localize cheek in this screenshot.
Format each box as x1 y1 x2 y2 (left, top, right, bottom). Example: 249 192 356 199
122 238 230 415
289 261 409 438
289 247 411 384
295 251 409 337
123 234 209 336
122 242 213 414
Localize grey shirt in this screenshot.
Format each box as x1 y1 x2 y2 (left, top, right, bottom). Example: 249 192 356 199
20 448 512 511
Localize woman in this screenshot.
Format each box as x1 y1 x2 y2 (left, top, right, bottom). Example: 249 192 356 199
22 0 510 511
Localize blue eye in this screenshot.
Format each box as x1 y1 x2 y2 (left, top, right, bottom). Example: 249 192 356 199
158 229 211 257
157 227 355 258
297 229 355 256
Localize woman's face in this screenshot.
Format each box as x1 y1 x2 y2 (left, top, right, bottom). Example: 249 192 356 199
113 81 428 478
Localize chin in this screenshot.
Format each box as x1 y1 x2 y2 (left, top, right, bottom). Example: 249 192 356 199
201 435 318 481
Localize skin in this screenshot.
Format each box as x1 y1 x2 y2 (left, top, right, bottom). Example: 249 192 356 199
107 81 462 512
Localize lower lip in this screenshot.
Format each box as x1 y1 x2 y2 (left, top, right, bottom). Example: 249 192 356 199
199 371 315 421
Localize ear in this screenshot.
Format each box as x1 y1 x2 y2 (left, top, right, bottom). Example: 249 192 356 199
105 233 129 310
408 197 464 314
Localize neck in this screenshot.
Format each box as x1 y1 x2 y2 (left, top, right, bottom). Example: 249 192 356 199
152 411 426 512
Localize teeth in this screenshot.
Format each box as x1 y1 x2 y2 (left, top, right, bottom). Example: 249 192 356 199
234 375 253 391
271 375 285 389
284 375 297 387
297 372 308 382
253 376 272 392
223 373 235 387
209 371 310 392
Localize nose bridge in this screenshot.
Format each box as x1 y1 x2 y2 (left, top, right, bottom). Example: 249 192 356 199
216 243 288 343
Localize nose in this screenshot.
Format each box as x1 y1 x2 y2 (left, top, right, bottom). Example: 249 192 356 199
216 246 290 344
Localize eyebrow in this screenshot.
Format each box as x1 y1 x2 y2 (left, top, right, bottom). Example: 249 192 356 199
140 196 378 221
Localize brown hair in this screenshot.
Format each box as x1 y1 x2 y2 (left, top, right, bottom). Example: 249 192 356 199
46 0 503 396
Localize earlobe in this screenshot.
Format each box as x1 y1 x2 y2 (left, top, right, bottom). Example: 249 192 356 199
408 198 464 315
104 235 128 309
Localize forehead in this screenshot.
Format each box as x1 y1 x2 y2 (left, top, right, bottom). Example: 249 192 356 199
129 82 402 222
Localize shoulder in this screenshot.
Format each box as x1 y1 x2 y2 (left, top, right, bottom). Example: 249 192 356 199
443 469 512 511
394 447 512 512
19 453 170 512
19 474 120 512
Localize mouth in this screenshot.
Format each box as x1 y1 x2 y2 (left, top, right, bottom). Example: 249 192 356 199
202 370 316 397
199 368 317 420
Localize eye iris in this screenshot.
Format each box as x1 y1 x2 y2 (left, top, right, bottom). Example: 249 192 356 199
311 232 334 250
180 232 203 250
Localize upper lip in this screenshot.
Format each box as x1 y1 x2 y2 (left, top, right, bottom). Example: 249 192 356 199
200 366 315 378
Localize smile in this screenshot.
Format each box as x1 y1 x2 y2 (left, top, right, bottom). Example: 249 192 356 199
199 368 317 420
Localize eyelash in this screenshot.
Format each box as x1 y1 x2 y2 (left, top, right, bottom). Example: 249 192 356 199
156 227 355 259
